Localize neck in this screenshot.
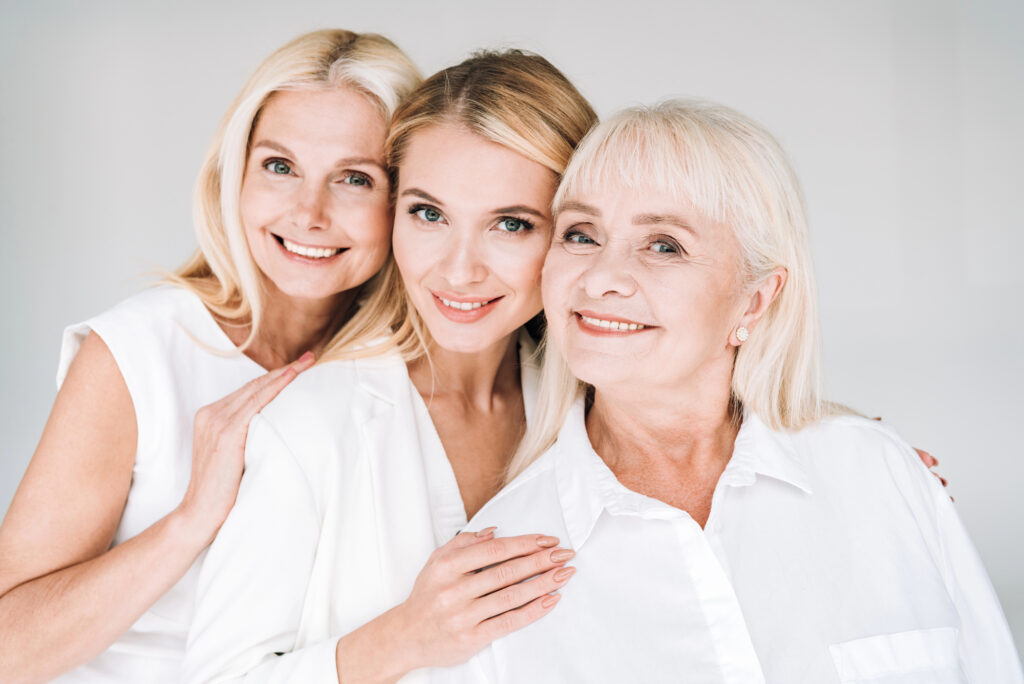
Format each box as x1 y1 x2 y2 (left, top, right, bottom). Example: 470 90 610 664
586 358 739 475
407 332 521 410
221 279 356 370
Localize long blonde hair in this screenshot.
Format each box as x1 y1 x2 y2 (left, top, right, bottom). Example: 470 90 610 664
508 100 839 481
355 50 598 363
166 29 420 356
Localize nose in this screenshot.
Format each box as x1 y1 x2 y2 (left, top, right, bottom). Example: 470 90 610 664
438 229 488 287
290 181 331 232
581 242 637 299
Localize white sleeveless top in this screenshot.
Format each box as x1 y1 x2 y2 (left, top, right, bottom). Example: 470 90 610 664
51 285 264 684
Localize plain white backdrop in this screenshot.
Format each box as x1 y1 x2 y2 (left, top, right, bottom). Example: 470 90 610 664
2 0 1021 658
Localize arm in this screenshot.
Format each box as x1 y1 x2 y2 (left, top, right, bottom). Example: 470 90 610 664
930 484 1024 682
0 334 311 684
185 420 576 684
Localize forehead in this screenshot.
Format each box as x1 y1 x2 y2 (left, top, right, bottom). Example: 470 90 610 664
557 184 698 222
397 124 556 211
253 87 387 157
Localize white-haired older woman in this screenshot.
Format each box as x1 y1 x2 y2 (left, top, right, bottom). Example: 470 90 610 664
435 101 1023 683
0 30 420 683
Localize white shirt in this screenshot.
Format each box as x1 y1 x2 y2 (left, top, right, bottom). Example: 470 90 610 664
182 334 539 684
51 286 265 684
434 399 1023 684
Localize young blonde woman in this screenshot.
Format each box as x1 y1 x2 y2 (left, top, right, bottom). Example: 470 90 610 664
0 30 420 684
182 51 598 684
437 101 1022 683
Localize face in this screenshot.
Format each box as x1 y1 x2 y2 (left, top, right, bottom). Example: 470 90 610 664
543 185 768 396
241 87 392 302
392 125 556 354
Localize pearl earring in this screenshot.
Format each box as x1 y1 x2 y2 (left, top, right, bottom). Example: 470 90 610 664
736 326 749 343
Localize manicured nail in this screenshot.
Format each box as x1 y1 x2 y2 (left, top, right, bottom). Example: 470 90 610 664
536 535 559 548
475 526 497 537
542 593 562 609
550 549 575 563
553 566 576 582
298 351 314 363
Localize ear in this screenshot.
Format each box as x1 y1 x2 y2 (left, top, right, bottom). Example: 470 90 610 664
730 267 787 346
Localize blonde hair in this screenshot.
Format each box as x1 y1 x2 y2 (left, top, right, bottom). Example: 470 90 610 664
166 29 420 357
368 50 598 362
508 99 840 481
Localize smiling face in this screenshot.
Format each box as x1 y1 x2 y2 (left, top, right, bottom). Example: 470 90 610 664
543 185 761 397
391 124 556 354
240 87 392 302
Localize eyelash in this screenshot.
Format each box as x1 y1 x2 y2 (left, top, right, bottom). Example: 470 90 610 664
261 158 374 188
409 204 445 224
495 217 535 234
407 205 536 234
560 228 688 257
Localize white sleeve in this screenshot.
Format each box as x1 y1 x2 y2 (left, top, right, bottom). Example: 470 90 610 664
182 415 339 684
930 482 1024 682
429 649 498 684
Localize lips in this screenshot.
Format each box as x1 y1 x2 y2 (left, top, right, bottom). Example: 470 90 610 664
432 292 504 323
573 310 654 335
273 233 347 261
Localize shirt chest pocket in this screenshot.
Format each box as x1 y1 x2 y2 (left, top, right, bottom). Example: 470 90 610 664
829 627 965 684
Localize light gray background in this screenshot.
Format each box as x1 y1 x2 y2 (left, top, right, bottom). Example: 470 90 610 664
2 0 1021 657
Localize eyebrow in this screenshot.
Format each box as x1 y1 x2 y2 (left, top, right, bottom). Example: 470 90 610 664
400 187 444 205
556 200 601 216
251 140 386 172
397 193 546 219
632 213 697 235
493 205 547 219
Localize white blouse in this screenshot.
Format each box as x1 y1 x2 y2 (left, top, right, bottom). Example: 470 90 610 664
434 400 1023 684
51 285 265 684
182 335 539 684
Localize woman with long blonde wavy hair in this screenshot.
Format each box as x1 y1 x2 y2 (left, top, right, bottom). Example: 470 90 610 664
0 29 419 683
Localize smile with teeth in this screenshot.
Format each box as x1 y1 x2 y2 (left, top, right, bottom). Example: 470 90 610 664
438 296 498 311
578 314 648 331
280 237 343 259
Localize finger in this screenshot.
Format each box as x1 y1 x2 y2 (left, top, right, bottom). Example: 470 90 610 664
934 473 948 488
238 365 305 419
915 448 938 468
470 563 575 623
465 547 574 598
218 352 314 412
444 528 498 553
473 588 567 644
450 534 560 574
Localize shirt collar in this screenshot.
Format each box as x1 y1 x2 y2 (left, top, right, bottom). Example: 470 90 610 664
552 400 813 550
725 410 813 495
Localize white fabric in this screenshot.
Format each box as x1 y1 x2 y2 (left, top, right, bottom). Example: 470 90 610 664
434 400 1024 684
182 334 540 684
50 285 264 684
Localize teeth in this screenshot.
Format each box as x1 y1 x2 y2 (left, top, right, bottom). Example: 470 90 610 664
580 314 645 331
282 238 342 259
439 296 489 311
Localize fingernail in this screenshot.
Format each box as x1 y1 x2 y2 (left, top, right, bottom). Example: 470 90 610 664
940 477 948 487
553 566 576 582
475 526 497 537
542 593 562 609
536 535 559 548
550 549 575 563
298 351 314 363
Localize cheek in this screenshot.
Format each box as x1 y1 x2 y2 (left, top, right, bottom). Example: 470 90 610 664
391 220 433 288
541 249 575 314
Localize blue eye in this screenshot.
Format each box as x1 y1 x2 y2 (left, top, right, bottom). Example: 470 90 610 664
563 229 596 245
264 159 293 175
651 241 678 254
343 172 371 187
412 206 444 223
497 217 533 233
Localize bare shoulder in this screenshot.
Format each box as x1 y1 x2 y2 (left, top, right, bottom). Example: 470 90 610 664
0 332 136 594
